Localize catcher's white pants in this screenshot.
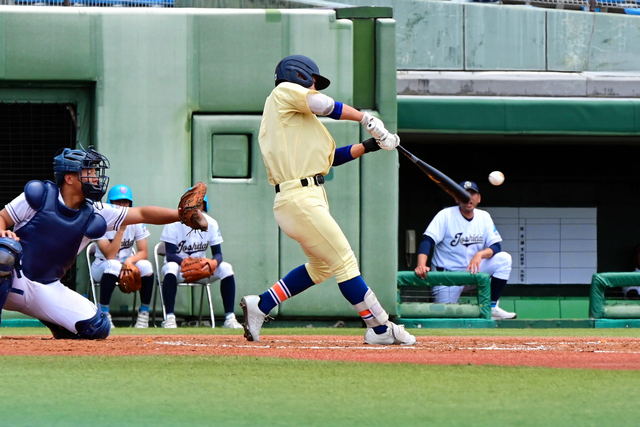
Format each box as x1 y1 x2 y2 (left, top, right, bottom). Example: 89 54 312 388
162 260 234 283
433 252 512 304
4 274 97 334
91 259 153 282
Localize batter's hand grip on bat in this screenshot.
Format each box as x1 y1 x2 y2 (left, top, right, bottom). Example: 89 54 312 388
396 145 470 204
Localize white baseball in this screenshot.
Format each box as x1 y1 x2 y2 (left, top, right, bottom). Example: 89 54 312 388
488 171 505 186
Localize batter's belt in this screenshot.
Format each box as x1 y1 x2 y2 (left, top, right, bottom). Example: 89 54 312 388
275 174 325 194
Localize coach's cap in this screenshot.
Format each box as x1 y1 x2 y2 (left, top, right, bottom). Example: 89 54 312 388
459 181 480 193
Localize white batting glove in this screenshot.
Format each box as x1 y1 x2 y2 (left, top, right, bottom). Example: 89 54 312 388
378 133 400 151
361 112 389 141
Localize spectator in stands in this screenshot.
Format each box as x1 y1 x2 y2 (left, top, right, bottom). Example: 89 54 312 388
414 180 516 319
623 243 640 300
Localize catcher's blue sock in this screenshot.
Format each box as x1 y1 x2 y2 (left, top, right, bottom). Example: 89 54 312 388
259 265 315 314
163 273 178 314
490 277 508 306
220 275 236 314
99 273 118 306
140 275 154 306
339 276 387 335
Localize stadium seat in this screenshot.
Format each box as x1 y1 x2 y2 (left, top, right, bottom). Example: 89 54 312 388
152 241 215 328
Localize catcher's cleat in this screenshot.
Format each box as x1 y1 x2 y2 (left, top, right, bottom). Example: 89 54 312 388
134 311 149 329
223 313 243 329
240 295 267 341
162 314 177 329
364 322 416 346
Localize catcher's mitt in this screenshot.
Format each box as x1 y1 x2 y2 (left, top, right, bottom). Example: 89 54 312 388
180 257 216 283
118 263 141 294
178 182 209 232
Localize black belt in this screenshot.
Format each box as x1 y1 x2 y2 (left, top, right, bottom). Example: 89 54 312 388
275 174 325 194
435 266 448 272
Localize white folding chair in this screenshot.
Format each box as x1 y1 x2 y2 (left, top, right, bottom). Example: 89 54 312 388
85 241 138 325
152 242 215 328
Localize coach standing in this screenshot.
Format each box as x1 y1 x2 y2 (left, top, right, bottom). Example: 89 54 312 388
414 180 516 320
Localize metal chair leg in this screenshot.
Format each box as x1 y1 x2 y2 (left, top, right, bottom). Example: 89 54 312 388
198 285 205 327
206 284 215 329
131 292 138 327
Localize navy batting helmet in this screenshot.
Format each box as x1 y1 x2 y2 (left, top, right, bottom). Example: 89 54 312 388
274 55 330 90
53 146 110 202
107 185 133 206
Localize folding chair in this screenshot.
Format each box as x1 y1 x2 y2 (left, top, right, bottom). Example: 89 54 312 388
85 241 138 325
152 242 215 328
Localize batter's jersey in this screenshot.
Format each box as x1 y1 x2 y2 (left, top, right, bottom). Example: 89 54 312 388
93 223 150 262
160 213 223 262
6 192 128 256
259 82 335 186
425 206 502 271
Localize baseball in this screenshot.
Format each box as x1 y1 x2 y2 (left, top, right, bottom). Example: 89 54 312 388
488 171 505 186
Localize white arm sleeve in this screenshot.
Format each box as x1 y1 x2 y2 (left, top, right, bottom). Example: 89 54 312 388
306 92 335 116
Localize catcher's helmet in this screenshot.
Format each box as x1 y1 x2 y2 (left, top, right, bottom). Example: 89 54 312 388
107 185 133 206
53 146 110 202
274 55 330 90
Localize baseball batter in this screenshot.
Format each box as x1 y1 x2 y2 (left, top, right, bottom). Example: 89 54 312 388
159 195 242 329
0 146 185 339
91 185 155 329
240 54 415 345
414 180 516 319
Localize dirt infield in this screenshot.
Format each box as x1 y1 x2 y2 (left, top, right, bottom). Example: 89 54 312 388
2 334 640 370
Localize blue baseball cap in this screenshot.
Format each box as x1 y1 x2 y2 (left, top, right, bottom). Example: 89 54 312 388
459 181 480 193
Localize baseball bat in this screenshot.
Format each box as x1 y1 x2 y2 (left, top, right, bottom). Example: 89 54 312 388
396 145 470 204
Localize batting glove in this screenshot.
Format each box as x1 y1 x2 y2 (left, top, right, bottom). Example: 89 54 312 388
361 112 390 141
378 133 400 151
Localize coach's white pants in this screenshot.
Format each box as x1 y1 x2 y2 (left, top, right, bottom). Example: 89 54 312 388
433 252 512 304
4 275 97 334
91 259 153 282
162 260 234 283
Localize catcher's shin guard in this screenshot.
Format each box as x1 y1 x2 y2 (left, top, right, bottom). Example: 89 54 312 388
352 289 389 328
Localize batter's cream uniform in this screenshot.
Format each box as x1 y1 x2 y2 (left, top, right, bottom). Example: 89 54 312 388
259 82 359 284
160 215 233 283
90 224 153 282
425 206 512 304
4 193 128 333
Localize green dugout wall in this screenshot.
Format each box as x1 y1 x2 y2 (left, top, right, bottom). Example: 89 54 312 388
0 7 398 320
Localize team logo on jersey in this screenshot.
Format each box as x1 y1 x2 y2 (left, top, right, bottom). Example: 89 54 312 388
120 238 134 249
450 232 484 247
176 240 209 255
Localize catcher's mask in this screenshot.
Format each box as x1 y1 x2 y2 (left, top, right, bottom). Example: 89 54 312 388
274 55 330 91
53 146 110 202
107 184 133 206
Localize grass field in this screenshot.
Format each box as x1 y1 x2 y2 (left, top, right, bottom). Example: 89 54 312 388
2 327 640 427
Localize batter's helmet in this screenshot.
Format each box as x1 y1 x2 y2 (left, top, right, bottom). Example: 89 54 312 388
274 55 330 90
53 146 110 202
107 185 134 206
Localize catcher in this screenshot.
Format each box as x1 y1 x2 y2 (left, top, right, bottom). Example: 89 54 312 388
159 190 242 329
90 185 155 329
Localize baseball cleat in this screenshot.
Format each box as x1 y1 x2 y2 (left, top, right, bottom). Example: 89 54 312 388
364 322 416 346
162 313 178 329
134 311 149 329
491 305 517 320
240 295 267 341
223 313 243 329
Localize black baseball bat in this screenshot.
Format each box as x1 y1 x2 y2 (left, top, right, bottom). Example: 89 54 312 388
396 145 470 204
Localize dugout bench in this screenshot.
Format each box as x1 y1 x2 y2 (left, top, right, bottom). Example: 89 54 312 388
589 273 640 327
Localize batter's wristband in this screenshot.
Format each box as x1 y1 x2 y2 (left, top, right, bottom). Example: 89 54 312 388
362 138 381 153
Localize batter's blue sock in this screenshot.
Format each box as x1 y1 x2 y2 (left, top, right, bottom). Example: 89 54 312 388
163 273 178 314
220 275 236 314
490 277 508 306
259 265 315 314
99 273 118 306
339 276 388 335
140 275 154 306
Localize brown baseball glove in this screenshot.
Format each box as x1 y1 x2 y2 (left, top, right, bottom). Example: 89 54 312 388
180 257 216 283
118 263 141 294
178 182 209 232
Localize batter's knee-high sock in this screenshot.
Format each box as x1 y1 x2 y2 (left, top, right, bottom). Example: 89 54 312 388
339 276 388 335
139 275 154 311
100 273 118 309
163 273 178 314
490 277 508 307
220 275 236 315
258 265 315 315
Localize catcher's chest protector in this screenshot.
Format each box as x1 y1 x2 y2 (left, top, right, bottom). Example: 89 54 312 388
17 181 107 284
